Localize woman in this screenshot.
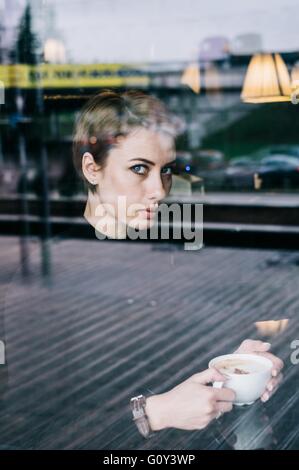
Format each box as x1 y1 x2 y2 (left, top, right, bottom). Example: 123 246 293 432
72 90 283 435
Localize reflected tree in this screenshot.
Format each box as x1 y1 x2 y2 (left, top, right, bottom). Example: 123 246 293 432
10 3 40 64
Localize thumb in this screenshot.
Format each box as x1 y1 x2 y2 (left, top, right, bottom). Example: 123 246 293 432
237 339 271 353
191 367 226 385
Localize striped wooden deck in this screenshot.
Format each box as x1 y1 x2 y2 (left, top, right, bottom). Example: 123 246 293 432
0 235 298 449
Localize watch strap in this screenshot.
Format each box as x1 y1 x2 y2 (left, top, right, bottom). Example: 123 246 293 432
130 394 153 439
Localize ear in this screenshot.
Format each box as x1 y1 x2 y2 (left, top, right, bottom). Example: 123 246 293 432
82 152 101 185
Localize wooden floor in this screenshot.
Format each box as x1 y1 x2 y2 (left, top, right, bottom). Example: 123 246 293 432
0 235 298 450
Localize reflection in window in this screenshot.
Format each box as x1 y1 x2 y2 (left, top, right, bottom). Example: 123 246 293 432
0 1 299 201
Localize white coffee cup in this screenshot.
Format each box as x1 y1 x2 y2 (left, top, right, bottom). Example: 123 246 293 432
209 353 272 406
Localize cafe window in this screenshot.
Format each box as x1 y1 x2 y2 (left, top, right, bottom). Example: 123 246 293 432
0 0 298 453
0 1 298 201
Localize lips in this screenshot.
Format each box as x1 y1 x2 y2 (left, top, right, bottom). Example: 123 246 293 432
143 209 156 219
138 205 158 219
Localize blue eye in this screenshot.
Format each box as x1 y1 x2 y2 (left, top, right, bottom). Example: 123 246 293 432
131 164 148 175
161 166 173 175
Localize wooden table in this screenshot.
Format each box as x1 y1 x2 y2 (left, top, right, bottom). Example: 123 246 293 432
0 235 298 449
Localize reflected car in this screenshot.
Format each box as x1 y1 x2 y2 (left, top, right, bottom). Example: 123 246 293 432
192 149 225 171
187 149 227 190
174 151 193 175
257 155 299 189
253 145 299 160
223 157 257 190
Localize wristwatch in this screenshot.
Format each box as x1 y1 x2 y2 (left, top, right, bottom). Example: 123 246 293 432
130 394 153 439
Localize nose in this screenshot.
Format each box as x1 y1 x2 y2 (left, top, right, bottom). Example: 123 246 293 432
146 171 167 202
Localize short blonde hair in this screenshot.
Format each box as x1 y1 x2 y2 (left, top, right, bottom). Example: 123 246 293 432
72 89 179 193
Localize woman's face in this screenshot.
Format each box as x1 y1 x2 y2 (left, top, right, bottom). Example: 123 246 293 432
88 127 176 231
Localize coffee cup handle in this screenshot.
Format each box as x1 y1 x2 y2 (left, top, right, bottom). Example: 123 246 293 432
213 381 224 389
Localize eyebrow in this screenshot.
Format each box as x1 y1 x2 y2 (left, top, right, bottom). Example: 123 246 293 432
129 158 176 166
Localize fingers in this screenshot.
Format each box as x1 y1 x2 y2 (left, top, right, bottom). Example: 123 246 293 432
270 372 283 392
237 339 284 376
201 394 234 425
215 400 234 414
257 341 271 352
213 387 236 403
254 351 284 375
236 339 271 354
191 367 227 385
261 372 283 402
210 399 234 421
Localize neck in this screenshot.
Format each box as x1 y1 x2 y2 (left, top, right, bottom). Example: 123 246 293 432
83 189 127 239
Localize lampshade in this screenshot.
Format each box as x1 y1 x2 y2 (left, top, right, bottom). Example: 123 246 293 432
291 62 299 83
181 63 201 94
241 53 291 103
291 63 299 104
255 319 289 337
